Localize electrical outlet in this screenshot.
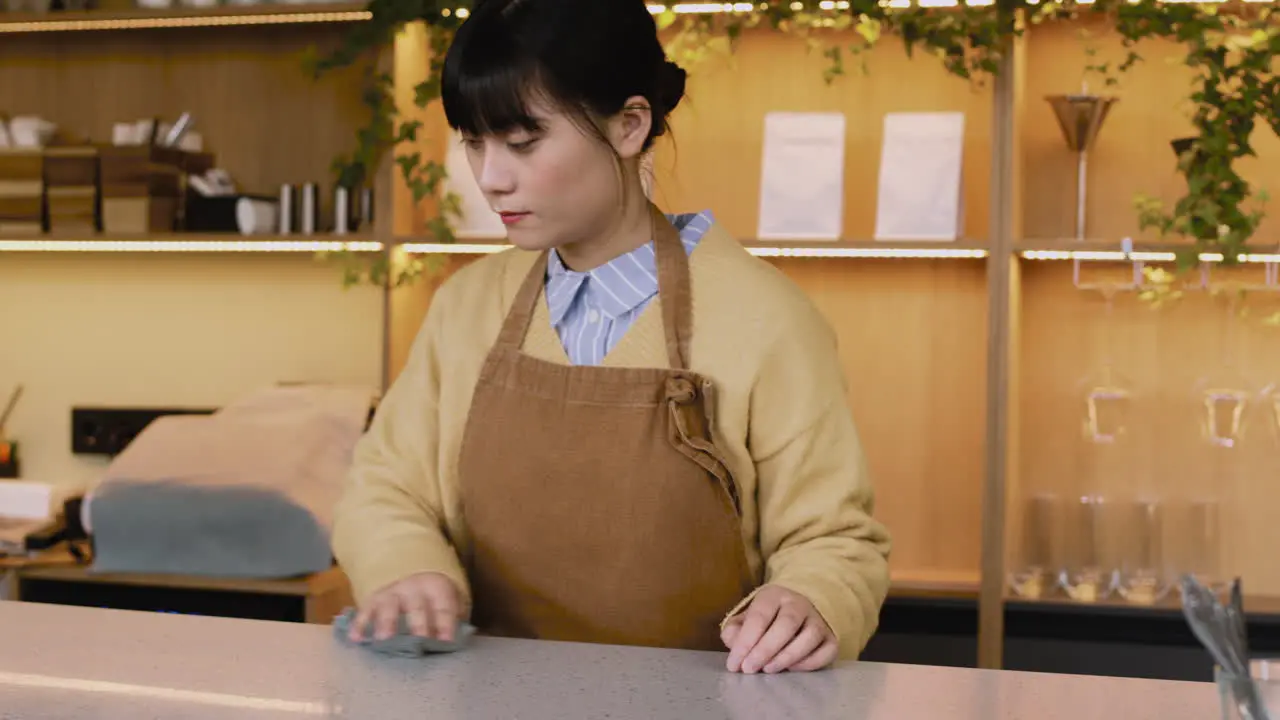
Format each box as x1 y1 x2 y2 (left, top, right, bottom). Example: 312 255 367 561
71 406 214 457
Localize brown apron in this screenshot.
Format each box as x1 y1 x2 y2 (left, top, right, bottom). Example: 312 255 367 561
455 206 757 651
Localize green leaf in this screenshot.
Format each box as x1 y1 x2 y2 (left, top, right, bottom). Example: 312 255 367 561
416 78 441 108
395 120 423 144
855 15 881 45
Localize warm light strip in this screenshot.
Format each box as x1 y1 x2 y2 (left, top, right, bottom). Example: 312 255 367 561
0 239 383 253
402 242 509 254
0 671 330 715
1021 250 1280 263
403 242 987 259
746 246 986 258
0 9 370 33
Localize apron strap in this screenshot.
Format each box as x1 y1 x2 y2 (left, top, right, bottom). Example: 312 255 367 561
650 205 692 371
493 204 694 371
493 249 550 352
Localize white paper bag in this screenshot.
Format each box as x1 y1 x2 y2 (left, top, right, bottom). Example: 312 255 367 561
756 112 847 241
874 111 966 241
443 131 507 238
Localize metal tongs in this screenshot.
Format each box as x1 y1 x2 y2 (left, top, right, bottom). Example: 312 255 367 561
1181 575 1272 720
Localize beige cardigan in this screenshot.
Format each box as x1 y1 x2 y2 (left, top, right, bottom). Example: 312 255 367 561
331 221 892 659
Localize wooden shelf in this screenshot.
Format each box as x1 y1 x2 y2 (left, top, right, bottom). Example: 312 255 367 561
0 233 380 252
890 569 980 600
397 236 990 259
0 2 370 33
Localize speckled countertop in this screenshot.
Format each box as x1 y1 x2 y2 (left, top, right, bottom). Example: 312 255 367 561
0 601 1219 719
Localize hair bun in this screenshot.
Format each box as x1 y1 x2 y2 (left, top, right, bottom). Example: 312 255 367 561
657 60 687 114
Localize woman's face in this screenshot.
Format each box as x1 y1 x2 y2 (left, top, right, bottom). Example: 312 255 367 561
461 95 650 254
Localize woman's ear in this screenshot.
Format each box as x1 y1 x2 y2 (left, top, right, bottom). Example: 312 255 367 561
608 95 653 160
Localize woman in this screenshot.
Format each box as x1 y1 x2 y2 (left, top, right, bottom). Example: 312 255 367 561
333 0 891 675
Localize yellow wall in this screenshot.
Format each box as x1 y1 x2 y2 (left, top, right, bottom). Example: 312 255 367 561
650 28 993 242
0 254 382 491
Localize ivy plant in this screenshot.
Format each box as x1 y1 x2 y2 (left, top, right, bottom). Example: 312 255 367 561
309 0 1280 289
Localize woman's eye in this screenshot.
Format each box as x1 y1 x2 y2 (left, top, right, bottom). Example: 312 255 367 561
462 137 483 150
508 138 538 153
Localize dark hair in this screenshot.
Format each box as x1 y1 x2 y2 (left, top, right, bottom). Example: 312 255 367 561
440 0 687 153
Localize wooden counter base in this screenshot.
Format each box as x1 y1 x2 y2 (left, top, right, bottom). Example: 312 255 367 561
7 548 352 625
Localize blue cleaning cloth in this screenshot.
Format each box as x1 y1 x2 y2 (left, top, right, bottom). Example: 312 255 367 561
332 607 476 657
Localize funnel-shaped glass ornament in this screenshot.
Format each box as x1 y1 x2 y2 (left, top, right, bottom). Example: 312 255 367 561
1047 94 1119 153
1045 92 1119 242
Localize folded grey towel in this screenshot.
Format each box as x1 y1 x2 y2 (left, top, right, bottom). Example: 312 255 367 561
332 607 476 657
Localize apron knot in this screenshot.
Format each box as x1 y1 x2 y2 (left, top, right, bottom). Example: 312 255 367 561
665 377 697 404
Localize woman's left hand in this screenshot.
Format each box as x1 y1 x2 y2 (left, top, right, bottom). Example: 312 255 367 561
721 585 837 674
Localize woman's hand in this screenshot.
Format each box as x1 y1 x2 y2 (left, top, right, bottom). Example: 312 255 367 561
347 571 462 643
721 585 838 674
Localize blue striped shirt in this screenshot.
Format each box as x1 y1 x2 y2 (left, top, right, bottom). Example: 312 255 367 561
545 211 714 366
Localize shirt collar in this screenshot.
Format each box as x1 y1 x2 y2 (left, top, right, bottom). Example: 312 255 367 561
543 210 714 328
545 241 658 326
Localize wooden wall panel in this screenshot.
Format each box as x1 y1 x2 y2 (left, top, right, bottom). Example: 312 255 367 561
649 27 993 243
774 259 988 580
0 25 370 199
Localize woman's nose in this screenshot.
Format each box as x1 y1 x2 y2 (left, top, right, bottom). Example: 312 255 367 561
475 149 516 196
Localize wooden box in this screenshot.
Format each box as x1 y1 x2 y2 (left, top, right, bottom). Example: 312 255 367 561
102 197 178 235
98 146 215 234
43 147 99 234
0 150 44 236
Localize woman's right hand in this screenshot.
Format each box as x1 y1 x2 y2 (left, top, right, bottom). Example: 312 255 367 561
347 571 462 643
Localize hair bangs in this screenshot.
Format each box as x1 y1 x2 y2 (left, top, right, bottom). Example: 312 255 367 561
442 28 549 138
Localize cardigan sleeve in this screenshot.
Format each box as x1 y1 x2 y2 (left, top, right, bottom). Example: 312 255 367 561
330 287 472 614
723 301 892 661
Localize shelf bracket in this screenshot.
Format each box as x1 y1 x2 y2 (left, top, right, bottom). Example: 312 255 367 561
1199 250 1280 294
1071 237 1144 292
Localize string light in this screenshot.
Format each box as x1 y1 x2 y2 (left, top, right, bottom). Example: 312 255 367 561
639 0 1268 10
2 0 1262 33
747 245 986 258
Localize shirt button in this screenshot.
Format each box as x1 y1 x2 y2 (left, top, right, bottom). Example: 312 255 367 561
587 309 601 324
